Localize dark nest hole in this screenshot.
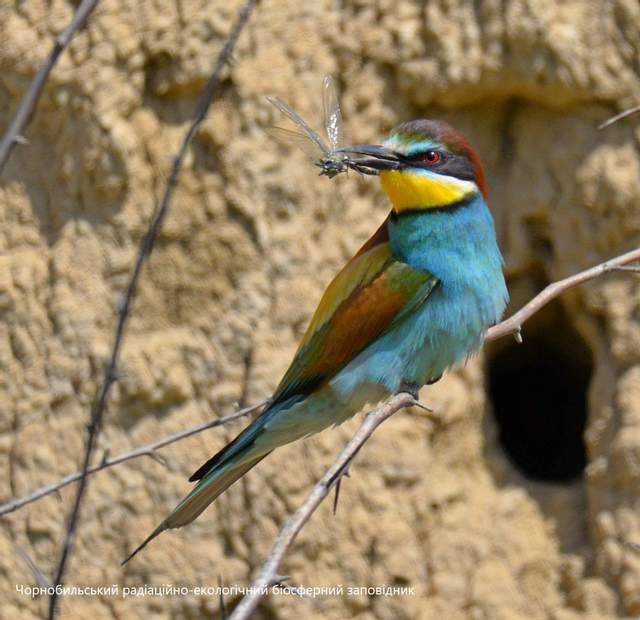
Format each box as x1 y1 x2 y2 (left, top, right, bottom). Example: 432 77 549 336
487 299 593 483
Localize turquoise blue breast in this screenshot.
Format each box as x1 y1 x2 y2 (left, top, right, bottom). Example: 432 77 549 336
332 195 508 396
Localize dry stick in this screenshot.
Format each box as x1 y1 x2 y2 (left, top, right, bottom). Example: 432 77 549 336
0 401 265 517
484 247 640 343
228 246 640 620
219 575 229 620
0 0 101 173
598 104 640 130
46 1 259 618
229 392 416 620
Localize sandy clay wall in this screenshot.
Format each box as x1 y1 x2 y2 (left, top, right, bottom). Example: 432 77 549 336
1 0 640 618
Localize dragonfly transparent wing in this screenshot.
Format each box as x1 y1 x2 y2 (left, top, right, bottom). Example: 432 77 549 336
322 75 343 153
265 126 327 160
266 96 329 155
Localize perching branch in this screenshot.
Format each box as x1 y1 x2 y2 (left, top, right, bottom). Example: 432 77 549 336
228 392 417 620
0 0 102 173
0 401 264 517
484 247 640 343
46 1 259 618
228 246 640 620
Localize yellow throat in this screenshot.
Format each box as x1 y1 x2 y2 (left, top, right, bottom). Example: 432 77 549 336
380 169 476 213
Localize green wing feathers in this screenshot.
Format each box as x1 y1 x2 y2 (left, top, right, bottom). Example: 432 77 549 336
273 242 437 401
123 233 437 564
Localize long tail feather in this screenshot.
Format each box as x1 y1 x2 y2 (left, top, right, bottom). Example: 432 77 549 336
166 454 268 529
189 395 303 482
123 396 304 564
122 454 267 564
121 524 167 565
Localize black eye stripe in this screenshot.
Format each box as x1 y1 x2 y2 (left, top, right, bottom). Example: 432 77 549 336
398 151 447 166
400 150 447 162
397 151 476 181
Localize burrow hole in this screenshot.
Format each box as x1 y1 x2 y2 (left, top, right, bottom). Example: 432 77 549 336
487 298 593 483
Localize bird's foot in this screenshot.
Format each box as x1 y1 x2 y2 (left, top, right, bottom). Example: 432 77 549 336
398 381 421 400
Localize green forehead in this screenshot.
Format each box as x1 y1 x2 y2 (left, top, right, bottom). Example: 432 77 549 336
382 133 446 156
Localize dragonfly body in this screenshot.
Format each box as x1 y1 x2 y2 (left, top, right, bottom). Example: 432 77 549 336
123 106 507 563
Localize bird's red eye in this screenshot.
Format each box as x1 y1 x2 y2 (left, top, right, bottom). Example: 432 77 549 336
424 150 441 164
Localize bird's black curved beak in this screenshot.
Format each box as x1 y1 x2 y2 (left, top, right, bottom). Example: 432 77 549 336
335 144 401 171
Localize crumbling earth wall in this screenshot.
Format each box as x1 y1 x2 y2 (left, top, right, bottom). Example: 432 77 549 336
1 1 640 618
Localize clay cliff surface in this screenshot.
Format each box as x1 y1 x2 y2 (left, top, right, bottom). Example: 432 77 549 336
1 0 640 618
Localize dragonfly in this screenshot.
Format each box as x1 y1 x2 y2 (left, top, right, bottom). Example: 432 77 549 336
267 76 394 178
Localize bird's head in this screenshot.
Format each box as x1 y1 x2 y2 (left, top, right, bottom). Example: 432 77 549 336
338 120 486 213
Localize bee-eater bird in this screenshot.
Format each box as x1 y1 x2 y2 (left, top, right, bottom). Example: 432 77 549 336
123 119 508 563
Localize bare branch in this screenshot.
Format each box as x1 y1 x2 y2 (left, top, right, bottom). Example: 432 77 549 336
46 1 259 617
484 247 640 343
598 104 640 130
229 246 640 619
0 401 264 517
0 0 101 173
228 392 416 619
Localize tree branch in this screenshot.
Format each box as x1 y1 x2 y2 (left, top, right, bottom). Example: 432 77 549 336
484 247 640 343
0 0 102 174
228 246 640 620
0 401 265 517
598 104 640 130
46 1 259 617
228 392 417 620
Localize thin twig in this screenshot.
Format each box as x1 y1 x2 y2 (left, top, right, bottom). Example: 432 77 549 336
598 104 640 130
484 247 640 342
613 265 640 273
229 247 640 619
0 401 265 517
46 1 259 617
0 0 101 173
228 392 416 620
